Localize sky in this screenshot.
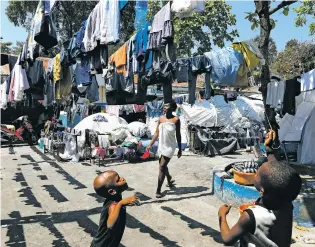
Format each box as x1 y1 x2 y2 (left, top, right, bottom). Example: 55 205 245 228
0 1 314 52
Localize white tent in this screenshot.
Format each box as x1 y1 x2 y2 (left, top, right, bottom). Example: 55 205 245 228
60 113 128 160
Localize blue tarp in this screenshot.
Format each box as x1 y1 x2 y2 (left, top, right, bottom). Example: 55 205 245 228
134 1 148 30
204 47 244 87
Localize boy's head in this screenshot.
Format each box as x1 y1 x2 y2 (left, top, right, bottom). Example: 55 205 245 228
254 161 301 208
93 170 128 198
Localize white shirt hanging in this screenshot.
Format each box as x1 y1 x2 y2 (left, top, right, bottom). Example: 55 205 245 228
301 68 315 92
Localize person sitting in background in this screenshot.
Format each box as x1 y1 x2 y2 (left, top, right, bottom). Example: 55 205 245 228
91 170 139 247
218 129 302 247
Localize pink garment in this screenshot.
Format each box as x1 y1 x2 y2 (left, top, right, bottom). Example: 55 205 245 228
96 148 106 158
133 104 145 112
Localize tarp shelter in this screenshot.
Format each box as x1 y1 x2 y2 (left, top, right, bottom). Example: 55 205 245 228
279 90 315 165
182 95 265 129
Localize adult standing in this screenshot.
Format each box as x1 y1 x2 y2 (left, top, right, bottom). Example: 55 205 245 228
147 101 182 198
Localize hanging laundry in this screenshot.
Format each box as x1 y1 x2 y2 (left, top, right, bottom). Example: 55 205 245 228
100 0 120 44
172 0 205 18
134 1 148 30
9 63 30 102
132 23 152 73
176 58 191 83
204 47 244 87
146 100 164 118
8 55 18 72
140 60 173 103
71 56 91 86
0 54 9 66
147 2 173 50
68 20 87 59
53 54 62 83
86 76 99 103
191 55 211 74
26 59 46 100
83 3 101 52
231 41 260 75
0 80 8 109
83 0 119 51
55 67 72 100
119 0 128 11
266 79 285 110
27 1 43 62
282 77 301 115
133 104 145 113
109 43 127 76
88 44 108 74
19 42 28 66
185 55 212 105
300 69 315 92
34 9 58 50
43 0 57 14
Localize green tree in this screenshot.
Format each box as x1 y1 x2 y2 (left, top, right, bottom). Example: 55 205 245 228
272 39 315 79
10 41 25 55
0 42 13 53
294 0 315 35
147 0 238 57
245 0 314 130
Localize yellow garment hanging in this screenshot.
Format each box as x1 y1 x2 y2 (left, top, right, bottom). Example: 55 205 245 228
231 42 259 76
53 53 62 83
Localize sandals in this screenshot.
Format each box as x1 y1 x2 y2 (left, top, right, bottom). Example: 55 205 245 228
166 180 176 187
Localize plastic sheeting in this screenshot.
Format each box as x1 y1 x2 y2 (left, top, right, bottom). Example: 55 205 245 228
204 48 244 87
211 96 242 127
233 96 265 123
182 102 217 128
182 95 265 129
128 121 150 137
283 102 315 142
278 113 295 142
300 108 315 164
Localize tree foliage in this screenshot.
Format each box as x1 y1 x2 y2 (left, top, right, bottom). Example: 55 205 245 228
147 0 238 57
272 39 315 79
0 41 25 55
293 0 315 35
0 42 13 53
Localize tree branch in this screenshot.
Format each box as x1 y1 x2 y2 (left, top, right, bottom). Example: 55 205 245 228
269 1 297 16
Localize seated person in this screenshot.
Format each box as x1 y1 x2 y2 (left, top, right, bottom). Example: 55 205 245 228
91 170 139 247
218 129 302 247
